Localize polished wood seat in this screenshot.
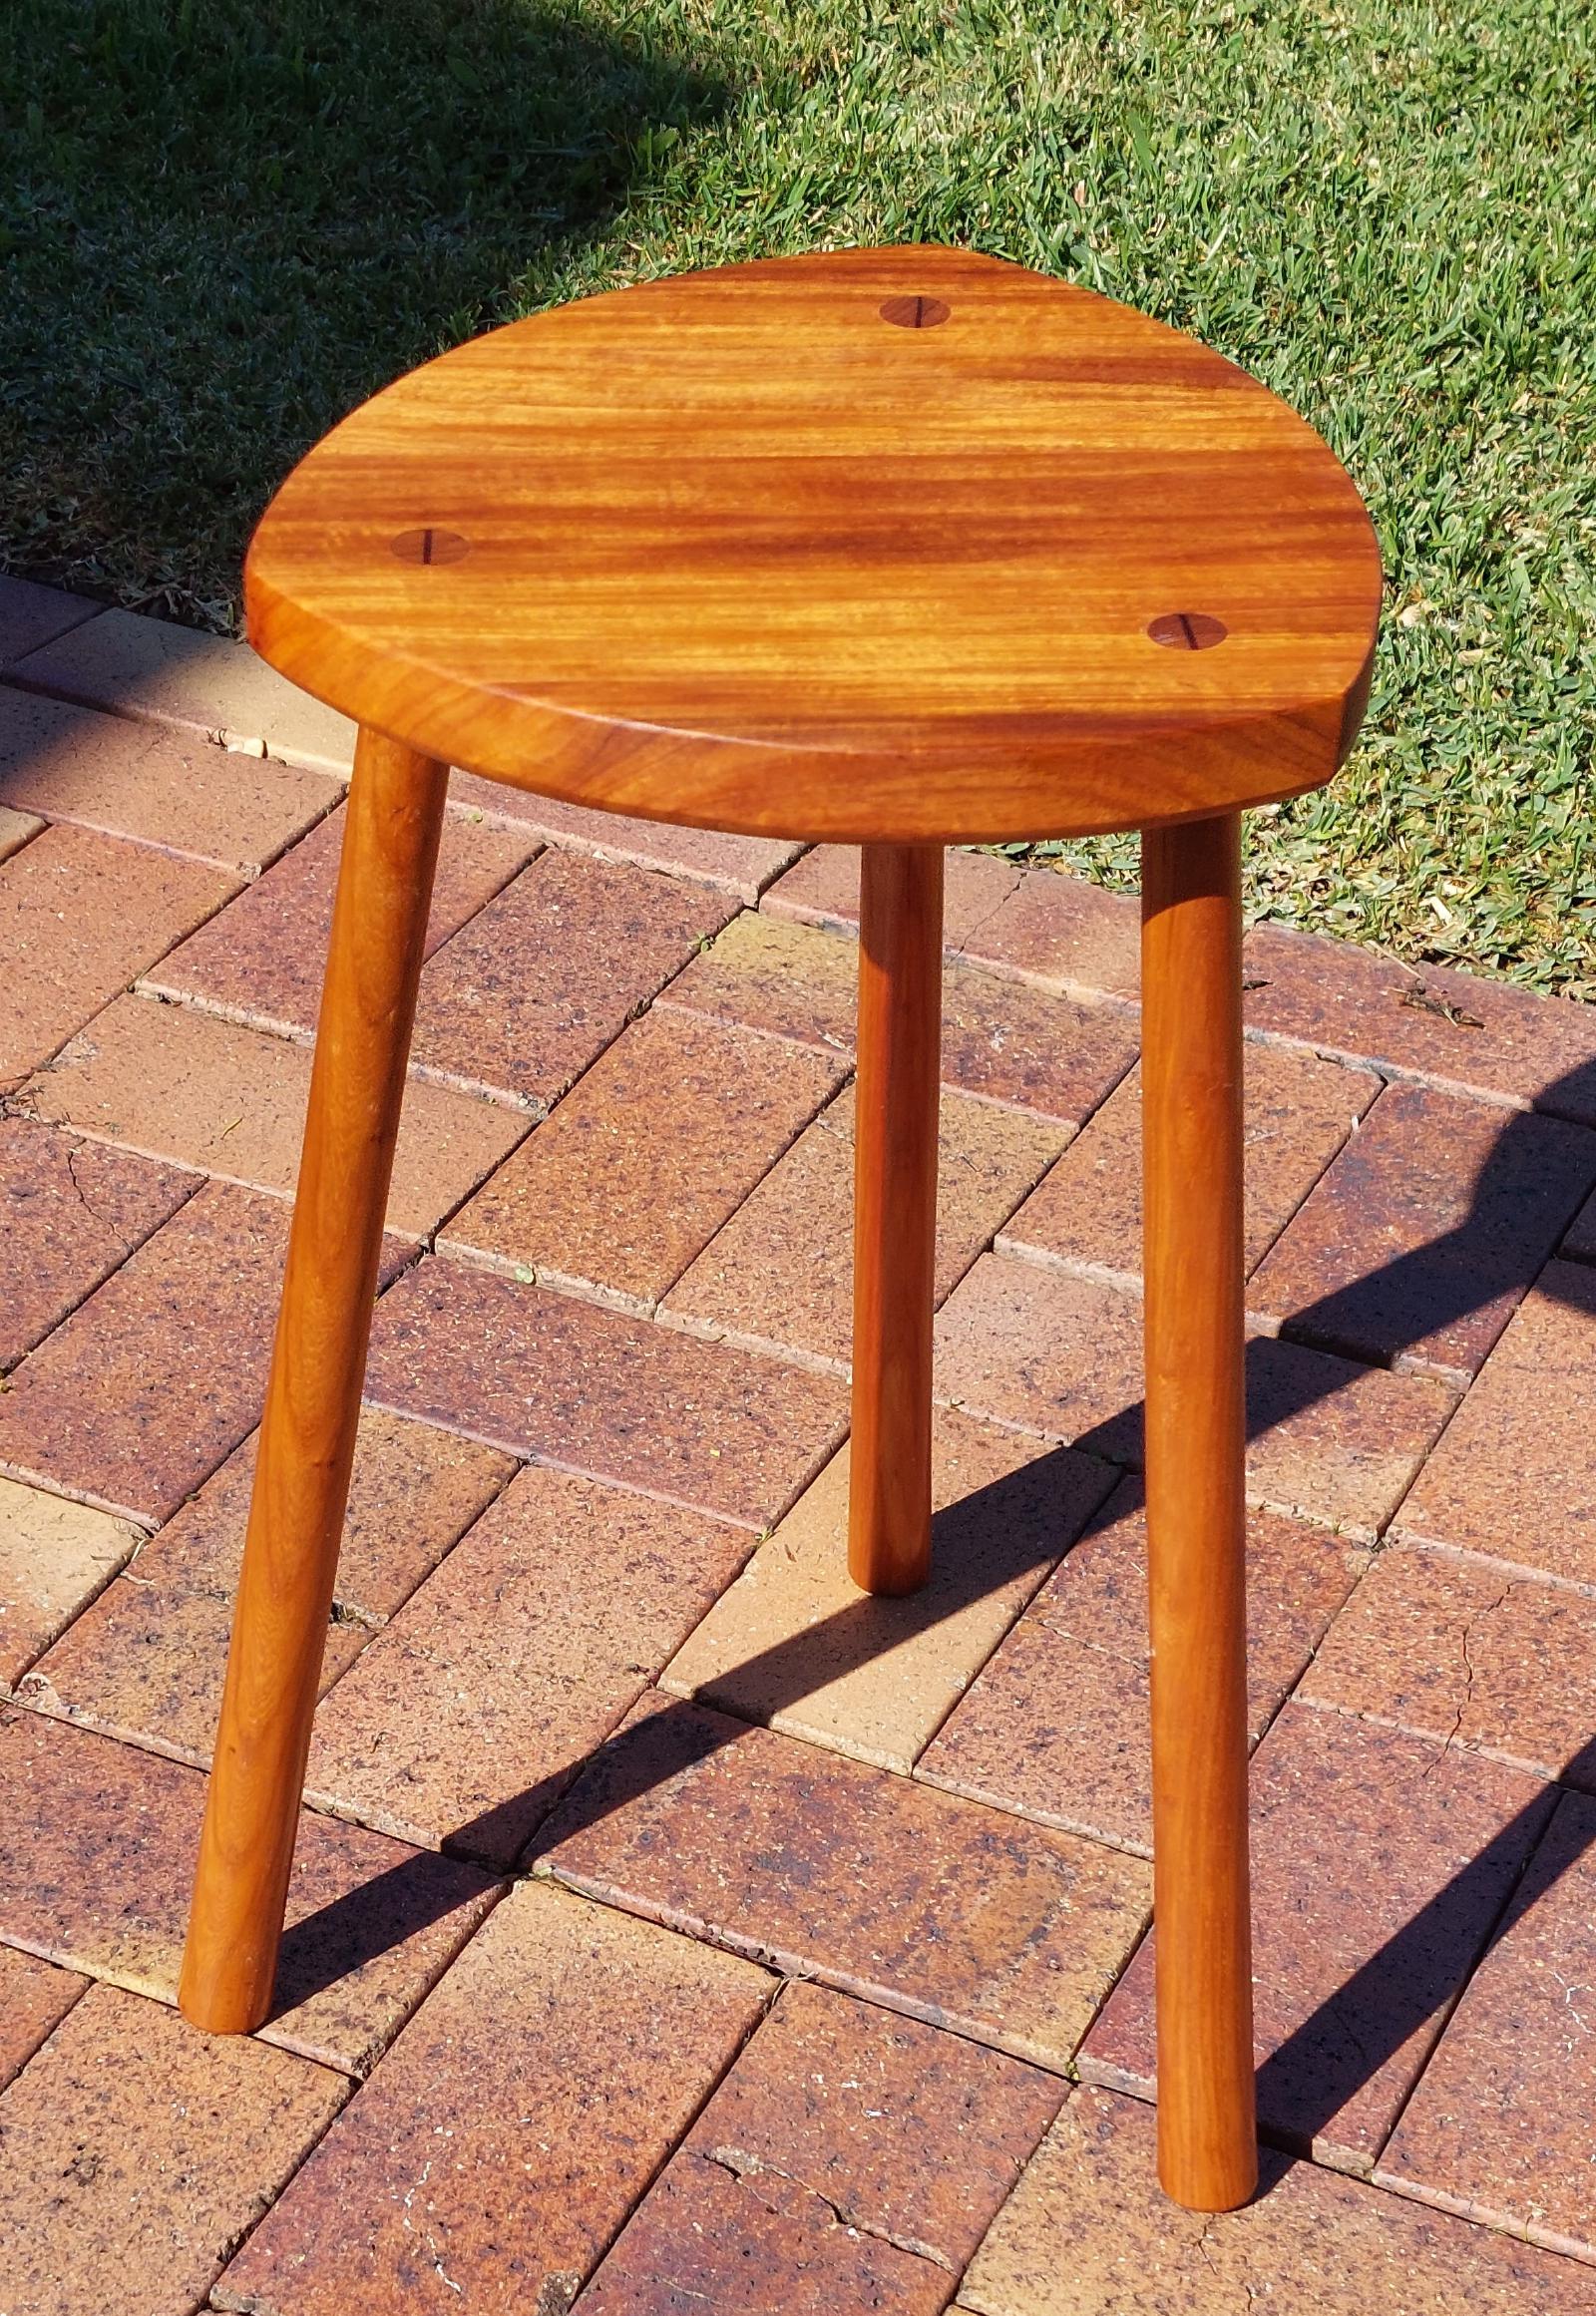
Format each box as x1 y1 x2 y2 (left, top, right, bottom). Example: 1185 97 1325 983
179 245 1381 2216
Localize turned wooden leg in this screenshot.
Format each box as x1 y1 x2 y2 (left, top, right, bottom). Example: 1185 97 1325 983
179 729 447 2033
848 843 944 1597
1141 812 1257 2211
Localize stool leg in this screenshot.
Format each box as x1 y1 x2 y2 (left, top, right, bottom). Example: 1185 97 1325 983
1141 812 1257 2211
848 843 943 1597
179 728 448 2034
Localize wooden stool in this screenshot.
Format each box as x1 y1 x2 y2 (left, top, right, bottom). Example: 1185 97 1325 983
179 246 1380 2213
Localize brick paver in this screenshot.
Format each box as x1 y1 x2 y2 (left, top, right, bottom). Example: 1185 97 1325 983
0 803 42 859
998 1043 1375 1288
4 585 1596 2310
1080 1704 1554 2170
918 1481 1367 1852
21 1409 510 1761
0 1709 496 2076
584 1979 1063 2310
1248 1083 1596 1381
450 766 803 900
365 1257 847 1530
584 2146 952 2314
215 1878 771 2316
1244 921 1596 1125
1378 1789 1596 2262
1300 1542 1596 1784
29 990 530 1237
962 2083 1596 2315
764 842 1025 950
1566 1186 1596 1262
304 1463 753 1863
0 1477 142 1688
1396 1259 1596 1584
663 1085 1065 1368
934 1254 1454 1538
0 1982 347 2316
0 1115 194 1370
0 1945 87 2091
0 686 337 876
144 796 535 1038
662 1413 1115 1771
0 1180 299 1523
765 847 1141 1004
538 1692 1150 2072
411 846 736 1109
663 906 1140 1122
0 820 233 1083
10 605 358 771
441 1006 845 1308
0 573 100 665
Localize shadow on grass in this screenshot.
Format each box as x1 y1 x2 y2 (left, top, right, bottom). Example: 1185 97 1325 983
0 0 724 623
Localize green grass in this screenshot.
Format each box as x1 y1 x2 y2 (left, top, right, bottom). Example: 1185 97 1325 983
4 0 1593 991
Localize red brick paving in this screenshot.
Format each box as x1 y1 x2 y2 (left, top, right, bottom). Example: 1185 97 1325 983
0 1943 88 2091
998 1042 1375 1287
0 1708 497 2076
410 845 736 1109
144 795 535 1038
0 1114 194 1371
1377 1789 1596 2263
1396 1258 1596 1586
584 1979 1062 2311
440 1005 845 1308
303 1463 753 1863
365 1256 848 1528
0 1981 348 2316
1248 1082 1596 1381
0 819 233 1082
0 571 101 665
537 1691 1150 2072
0 1179 295 1523
662 1084 1064 1368
964 2083 1596 2314
21 1409 511 1761
1244 920 1596 1126
450 764 802 900
663 905 1141 1123
918 1482 1367 1852
932 1252 1454 1538
1298 1542 1596 1785
215 1878 771 2316
763 845 1141 1003
1566 1185 1596 1262
0 685 337 876
3 587 1596 2308
1079 1704 1554 2171
28 988 529 1237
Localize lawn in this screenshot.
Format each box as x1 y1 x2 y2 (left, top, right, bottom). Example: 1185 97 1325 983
3 0 1592 991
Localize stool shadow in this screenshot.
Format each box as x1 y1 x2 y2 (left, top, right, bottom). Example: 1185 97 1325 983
275 1047 1596 2180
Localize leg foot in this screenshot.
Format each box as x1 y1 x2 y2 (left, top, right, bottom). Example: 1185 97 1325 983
179 729 447 2033
1141 813 1257 2210
848 843 943 1597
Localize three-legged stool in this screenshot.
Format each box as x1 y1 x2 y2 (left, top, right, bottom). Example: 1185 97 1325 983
179 244 1381 2213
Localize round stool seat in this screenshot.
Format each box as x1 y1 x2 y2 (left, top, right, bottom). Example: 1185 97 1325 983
245 244 1381 844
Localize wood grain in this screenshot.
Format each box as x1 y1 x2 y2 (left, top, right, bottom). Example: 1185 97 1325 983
1141 812 1257 2210
848 844 944 1595
244 245 1380 844
180 727 447 2034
